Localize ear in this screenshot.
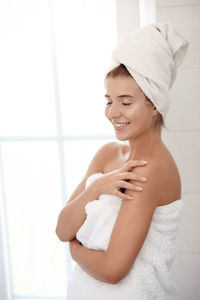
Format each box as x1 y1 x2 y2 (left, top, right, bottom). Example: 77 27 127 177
152 105 159 117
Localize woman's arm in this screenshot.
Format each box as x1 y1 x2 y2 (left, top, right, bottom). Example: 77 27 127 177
69 239 112 283
56 142 115 242
70 162 161 284
56 185 100 242
56 143 147 242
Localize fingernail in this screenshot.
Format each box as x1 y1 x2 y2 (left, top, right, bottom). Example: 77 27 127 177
136 186 143 191
141 161 147 164
127 195 134 200
141 177 147 182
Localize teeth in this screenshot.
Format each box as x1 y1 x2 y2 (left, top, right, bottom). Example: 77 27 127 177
115 122 130 127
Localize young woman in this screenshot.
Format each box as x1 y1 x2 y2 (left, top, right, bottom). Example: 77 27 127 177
56 22 188 299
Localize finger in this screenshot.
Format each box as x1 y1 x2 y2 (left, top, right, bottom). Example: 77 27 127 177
118 180 144 191
120 172 147 182
114 190 134 200
122 160 148 171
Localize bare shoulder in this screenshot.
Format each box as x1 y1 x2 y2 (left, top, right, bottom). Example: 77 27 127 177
66 141 117 204
98 141 119 164
86 141 117 174
102 141 120 153
99 141 125 173
129 154 181 205
114 142 181 205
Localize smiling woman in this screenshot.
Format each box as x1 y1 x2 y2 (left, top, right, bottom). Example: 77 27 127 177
56 22 189 300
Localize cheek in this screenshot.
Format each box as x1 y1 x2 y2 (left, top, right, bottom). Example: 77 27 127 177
125 106 139 120
126 105 151 125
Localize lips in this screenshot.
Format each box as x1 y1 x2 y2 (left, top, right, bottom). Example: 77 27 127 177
113 122 130 131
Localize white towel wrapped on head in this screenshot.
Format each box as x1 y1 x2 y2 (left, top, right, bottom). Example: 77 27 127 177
105 22 189 119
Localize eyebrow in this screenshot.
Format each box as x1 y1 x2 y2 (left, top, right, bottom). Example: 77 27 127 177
104 94 135 99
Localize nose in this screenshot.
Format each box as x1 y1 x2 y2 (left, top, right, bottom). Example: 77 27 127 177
106 102 121 119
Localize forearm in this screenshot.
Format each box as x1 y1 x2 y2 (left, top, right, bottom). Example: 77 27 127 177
56 186 100 242
70 239 111 283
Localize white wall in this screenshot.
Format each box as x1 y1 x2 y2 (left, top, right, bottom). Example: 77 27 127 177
115 0 140 35
156 1 200 299
115 0 200 299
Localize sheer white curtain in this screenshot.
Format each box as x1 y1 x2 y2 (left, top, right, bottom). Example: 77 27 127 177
0 0 116 299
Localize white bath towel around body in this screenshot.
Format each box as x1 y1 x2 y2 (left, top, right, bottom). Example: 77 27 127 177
67 172 183 300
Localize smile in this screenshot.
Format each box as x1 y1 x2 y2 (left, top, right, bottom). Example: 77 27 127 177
113 122 130 131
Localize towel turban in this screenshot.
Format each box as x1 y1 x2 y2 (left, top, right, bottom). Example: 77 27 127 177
105 22 189 119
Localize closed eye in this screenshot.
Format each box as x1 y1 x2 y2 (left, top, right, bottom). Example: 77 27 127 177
106 102 132 106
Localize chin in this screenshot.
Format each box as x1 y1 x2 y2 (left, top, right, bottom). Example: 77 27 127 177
115 134 131 141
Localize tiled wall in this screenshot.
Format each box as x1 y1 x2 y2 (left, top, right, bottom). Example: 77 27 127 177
157 1 200 299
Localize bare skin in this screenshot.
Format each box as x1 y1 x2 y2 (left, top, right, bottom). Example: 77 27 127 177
69 139 182 283
58 75 181 283
101 141 181 206
103 76 181 204
55 143 148 242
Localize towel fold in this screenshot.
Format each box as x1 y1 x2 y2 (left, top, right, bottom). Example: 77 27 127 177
67 173 183 300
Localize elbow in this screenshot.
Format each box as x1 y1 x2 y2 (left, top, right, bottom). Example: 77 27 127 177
104 264 121 284
55 228 65 242
107 276 118 284
106 272 121 284
55 226 70 242
105 264 129 284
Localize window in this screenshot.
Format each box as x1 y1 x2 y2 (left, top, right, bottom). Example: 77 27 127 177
0 0 116 299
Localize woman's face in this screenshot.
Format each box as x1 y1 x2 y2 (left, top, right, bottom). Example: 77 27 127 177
104 76 158 141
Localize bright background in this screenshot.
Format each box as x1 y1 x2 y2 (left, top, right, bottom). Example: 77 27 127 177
0 1 199 300
0 0 116 298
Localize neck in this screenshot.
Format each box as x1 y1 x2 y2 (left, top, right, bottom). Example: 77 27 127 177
126 126 163 161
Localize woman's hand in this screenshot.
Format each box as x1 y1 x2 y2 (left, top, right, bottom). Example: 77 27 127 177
89 160 148 200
